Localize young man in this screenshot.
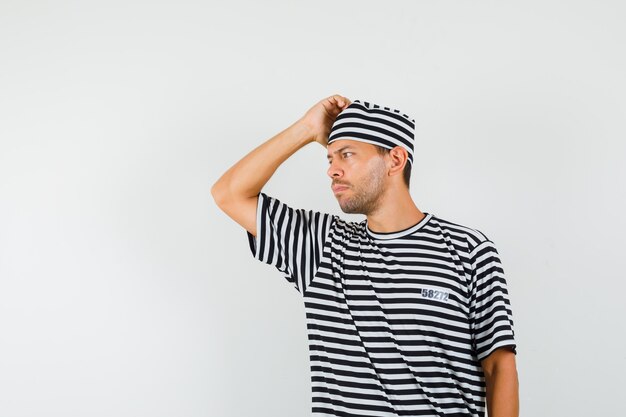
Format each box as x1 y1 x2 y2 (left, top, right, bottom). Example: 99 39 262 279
211 95 519 417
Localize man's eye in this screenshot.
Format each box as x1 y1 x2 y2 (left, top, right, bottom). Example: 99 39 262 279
328 152 353 164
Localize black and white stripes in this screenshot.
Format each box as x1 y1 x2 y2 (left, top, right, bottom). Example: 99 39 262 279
246 192 517 417
328 99 416 166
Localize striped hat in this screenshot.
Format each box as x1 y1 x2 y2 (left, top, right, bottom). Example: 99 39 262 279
328 99 416 166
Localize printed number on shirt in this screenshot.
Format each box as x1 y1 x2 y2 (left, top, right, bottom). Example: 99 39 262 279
421 288 449 301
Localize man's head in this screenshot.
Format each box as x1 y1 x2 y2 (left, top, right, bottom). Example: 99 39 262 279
327 139 412 214
326 99 415 215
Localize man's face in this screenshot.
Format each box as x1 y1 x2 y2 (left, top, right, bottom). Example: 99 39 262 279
326 139 387 215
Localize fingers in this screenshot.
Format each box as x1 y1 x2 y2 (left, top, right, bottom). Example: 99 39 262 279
326 94 350 110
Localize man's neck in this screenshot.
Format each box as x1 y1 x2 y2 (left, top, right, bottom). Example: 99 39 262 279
365 188 425 233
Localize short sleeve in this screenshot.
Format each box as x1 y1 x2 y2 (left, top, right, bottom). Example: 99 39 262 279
468 239 517 362
245 192 336 296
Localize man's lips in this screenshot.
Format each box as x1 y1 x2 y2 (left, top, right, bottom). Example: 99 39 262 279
332 185 349 193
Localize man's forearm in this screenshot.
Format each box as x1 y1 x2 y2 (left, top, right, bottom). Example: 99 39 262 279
211 119 314 202
485 366 519 417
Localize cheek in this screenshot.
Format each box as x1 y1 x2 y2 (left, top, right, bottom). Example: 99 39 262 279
364 157 384 175
354 168 375 189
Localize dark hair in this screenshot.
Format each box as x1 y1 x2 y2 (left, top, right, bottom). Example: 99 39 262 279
375 145 412 188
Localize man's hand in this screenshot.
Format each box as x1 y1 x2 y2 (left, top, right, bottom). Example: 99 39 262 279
299 94 351 147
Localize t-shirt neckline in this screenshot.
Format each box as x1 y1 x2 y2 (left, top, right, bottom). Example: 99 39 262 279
364 212 433 240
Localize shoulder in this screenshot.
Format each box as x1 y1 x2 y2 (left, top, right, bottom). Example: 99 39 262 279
259 191 337 222
428 213 492 253
326 215 366 240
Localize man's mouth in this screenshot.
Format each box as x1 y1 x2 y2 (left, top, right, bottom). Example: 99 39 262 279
332 184 349 193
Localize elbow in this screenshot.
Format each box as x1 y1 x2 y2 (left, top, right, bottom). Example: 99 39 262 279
211 181 229 207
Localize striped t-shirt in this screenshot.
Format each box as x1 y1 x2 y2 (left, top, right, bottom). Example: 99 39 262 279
246 192 517 417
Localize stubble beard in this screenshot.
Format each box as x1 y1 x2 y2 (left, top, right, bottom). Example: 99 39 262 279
338 161 386 215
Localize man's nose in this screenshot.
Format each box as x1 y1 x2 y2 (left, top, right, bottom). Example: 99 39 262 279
327 160 343 178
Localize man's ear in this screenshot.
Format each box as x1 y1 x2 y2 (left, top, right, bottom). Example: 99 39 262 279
388 146 409 174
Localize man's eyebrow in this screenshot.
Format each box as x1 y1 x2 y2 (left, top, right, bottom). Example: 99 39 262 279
326 146 354 159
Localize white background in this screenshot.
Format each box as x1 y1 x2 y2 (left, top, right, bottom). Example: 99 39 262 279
1 1 625 416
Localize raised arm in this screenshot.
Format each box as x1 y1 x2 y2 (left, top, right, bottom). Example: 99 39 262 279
210 94 351 237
